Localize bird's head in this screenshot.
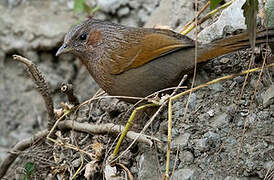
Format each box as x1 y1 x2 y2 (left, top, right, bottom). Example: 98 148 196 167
56 18 104 58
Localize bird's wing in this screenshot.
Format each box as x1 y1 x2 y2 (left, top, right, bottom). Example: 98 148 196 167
109 29 195 74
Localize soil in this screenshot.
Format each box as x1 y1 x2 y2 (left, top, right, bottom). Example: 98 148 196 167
0 0 273 180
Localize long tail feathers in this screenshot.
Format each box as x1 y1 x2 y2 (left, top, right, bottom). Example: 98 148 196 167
197 27 274 62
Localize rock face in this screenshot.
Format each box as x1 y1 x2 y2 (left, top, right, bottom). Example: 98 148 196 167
145 0 197 31
93 0 161 26
266 0 274 27
0 0 77 54
198 0 247 43
138 149 161 180
266 0 274 52
263 85 274 107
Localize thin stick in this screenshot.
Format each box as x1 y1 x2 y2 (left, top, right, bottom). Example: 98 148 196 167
181 0 233 35
112 75 188 163
71 152 84 179
165 99 172 179
12 55 55 130
59 120 155 146
180 1 210 33
171 63 274 101
112 102 167 163
166 63 274 179
111 103 158 159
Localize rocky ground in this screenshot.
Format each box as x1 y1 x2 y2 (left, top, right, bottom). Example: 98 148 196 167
0 0 273 179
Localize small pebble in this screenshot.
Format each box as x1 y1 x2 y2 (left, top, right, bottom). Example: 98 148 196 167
207 109 215 117
117 6 130 17
220 57 230 63
263 85 274 107
234 76 245 84
250 78 263 89
229 81 237 89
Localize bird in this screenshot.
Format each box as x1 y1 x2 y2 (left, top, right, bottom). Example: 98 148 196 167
56 18 274 103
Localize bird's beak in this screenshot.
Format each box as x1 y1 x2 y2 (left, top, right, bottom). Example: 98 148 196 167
56 43 72 56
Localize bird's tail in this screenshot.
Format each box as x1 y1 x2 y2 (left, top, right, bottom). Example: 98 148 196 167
197 27 274 62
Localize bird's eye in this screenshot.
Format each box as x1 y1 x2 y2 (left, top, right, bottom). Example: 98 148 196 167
79 33 87 41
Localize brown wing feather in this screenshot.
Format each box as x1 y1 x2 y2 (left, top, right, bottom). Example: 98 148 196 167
110 30 194 74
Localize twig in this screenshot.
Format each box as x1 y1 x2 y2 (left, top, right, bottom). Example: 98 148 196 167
117 163 134 180
171 63 274 101
111 75 188 163
0 130 48 178
111 102 167 163
181 0 233 35
71 152 84 179
58 120 155 146
0 108 157 178
166 63 274 179
0 117 156 179
165 75 188 179
61 83 80 106
180 1 210 33
12 55 55 130
124 85 187 117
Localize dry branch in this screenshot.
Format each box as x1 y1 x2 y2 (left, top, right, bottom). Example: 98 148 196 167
61 82 80 106
12 55 55 130
58 120 154 146
0 118 156 178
